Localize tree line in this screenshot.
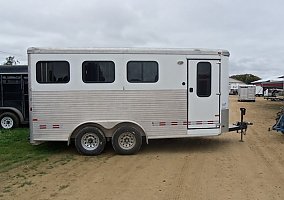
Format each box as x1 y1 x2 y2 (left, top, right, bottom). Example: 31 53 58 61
230 74 261 84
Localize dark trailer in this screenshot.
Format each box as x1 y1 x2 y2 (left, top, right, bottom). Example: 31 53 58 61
0 65 28 129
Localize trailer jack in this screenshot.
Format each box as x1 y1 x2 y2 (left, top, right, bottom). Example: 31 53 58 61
229 108 253 142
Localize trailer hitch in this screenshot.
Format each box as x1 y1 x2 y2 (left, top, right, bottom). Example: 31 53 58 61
229 108 253 142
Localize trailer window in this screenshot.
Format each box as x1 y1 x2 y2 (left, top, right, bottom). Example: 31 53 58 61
2 75 22 97
197 62 211 97
127 61 158 83
82 61 115 83
36 61 70 84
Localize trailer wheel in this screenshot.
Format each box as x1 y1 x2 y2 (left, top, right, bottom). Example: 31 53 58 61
112 126 142 155
0 112 19 129
75 126 106 156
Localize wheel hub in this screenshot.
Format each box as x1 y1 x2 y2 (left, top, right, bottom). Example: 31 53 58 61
1 116 14 129
81 133 100 150
118 132 136 150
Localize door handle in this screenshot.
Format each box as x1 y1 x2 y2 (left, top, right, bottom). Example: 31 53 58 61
189 88 193 93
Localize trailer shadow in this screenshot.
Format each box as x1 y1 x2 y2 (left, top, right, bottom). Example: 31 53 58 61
32 141 76 155
33 137 235 156
138 137 234 155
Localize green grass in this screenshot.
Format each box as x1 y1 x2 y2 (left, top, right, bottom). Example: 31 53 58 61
0 128 67 172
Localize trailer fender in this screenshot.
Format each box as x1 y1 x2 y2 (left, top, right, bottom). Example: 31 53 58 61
112 121 147 141
0 107 24 123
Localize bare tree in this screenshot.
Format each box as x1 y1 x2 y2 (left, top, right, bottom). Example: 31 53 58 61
3 56 20 65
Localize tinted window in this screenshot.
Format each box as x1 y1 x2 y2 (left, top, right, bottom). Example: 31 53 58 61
82 61 115 83
127 61 158 83
36 61 70 83
197 62 211 97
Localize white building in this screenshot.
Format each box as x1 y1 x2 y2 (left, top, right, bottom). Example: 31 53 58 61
229 78 245 95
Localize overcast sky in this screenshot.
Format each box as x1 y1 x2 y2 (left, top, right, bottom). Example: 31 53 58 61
0 0 283 79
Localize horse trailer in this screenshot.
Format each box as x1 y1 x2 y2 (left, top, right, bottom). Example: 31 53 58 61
0 65 29 129
28 47 235 155
238 85 256 102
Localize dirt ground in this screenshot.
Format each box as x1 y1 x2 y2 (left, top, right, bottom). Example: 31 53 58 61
1 96 284 200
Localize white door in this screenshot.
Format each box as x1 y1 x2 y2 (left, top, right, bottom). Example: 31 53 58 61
187 60 220 129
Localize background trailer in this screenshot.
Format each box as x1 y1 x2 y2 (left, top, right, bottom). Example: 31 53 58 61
0 65 29 129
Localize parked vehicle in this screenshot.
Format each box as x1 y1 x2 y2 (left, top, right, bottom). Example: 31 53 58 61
28 47 247 155
238 85 256 102
0 65 29 129
255 85 263 97
264 89 284 101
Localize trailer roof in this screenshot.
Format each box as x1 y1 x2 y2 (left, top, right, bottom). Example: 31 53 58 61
0 65 28 74
27 47 230 56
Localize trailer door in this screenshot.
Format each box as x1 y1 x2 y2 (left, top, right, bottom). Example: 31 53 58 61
187 60 220 129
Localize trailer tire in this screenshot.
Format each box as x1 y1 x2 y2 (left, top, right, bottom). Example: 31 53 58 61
112 126 142 155
0 112 19 129
75 126 106 156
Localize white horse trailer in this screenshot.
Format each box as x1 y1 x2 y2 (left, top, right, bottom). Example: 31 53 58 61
238 85 256 102
28 47 232 155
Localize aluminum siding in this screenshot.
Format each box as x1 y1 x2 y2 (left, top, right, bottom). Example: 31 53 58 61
31 90 187 141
